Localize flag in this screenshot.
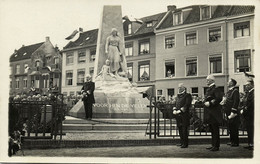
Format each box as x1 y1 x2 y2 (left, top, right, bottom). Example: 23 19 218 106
65 30 78 40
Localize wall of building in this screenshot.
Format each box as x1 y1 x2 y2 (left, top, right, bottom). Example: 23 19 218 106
10 59 32 95
155 21 228 98
227 16 254 92
61 47 95 96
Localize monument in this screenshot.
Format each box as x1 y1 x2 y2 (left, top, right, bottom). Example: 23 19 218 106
69 5 151 118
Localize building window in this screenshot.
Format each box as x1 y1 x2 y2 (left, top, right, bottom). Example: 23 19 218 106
186 57 197 76
174 12 182 25
10 78 12 88
209 27 221 42
127 63 133 82
23 77 27 88
234 49 251 72
63 92 67 96
77 69 85 85
186 32 197 45
35 61 40 67
157 90 163 100
234 21 250 38
24 64 28 73
89 67 94 78
70 91 75 96
15 77 19 89
125 42 133 56
15 64 20 74
167 88 175 101
165 60 175 78
201 6 211 20
147 22 153 27
66 53 74 65
66 70 73 85
138 62 150 81
139 39 150 54
209 55 222 74
165 35 175 49
34 76 40 88
90 49 96 62
128 23 132 35
191 87 198 96
78 51 86 63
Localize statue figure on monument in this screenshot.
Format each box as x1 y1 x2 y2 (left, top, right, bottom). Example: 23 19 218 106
105 28 126 77
96 59 117 81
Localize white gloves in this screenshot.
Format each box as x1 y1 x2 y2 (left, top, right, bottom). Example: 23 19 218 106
228 112 237 119
204 101 210 107
173 110 181 115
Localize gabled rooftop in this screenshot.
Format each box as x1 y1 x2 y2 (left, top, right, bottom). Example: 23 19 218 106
10 42 44 62
157 5 255 30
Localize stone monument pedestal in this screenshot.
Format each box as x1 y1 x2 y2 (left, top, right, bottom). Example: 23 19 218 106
69 79 151 119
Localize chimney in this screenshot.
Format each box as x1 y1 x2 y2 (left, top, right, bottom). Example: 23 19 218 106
79 27 83 33
167 5 176 11
46 36 50 42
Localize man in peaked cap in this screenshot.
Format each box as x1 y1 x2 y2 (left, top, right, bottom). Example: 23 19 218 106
81 74 95 120
173 83 192 148
221 78 240 147
241 78 254 150
204 74 223 151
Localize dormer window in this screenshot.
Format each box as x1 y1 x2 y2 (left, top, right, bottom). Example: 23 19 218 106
128 23 132 35
174 12 182 25
147 22 153 27
200 6 211 20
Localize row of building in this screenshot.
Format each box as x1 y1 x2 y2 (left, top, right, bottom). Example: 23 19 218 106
10 5 255 100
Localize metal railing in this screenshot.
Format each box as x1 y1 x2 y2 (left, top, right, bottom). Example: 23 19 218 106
9 94 65 141
147 98 247 139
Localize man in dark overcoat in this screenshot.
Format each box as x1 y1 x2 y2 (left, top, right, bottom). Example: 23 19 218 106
204 74 223 151
81 74 95 120
222 78 240 146
173 83 192 148
241 78 254 150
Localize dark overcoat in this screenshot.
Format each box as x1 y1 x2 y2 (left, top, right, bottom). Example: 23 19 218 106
204 85 223 124
81 81 95 104
175 92 192 127
224 87 240 115
243 89 254 125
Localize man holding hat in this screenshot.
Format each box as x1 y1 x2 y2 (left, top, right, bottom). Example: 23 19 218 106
221 78 240 147
241 78 254 150
173 83 192 148
81 74 95 120
204 74 223 151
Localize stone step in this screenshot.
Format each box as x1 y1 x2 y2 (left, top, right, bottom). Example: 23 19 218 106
63 116 176 124
62 123 177 131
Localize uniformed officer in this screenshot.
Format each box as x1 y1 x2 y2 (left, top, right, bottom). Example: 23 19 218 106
241 78 254 150
204 74 223 151
173 83 192 148
221 78 240 147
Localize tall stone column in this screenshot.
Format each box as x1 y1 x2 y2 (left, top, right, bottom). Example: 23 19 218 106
93 5 127 80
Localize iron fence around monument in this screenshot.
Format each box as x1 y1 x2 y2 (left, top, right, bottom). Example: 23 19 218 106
147 99 247 139
9 94 65 141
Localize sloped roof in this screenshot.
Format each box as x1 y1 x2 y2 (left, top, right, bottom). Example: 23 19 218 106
63 29 98 49
10 42 44 62
157 5 255 30
134 12 166 35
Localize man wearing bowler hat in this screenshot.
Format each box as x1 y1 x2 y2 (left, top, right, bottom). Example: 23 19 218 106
204 74 223 151
221 78 240 147
81 74 95 120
